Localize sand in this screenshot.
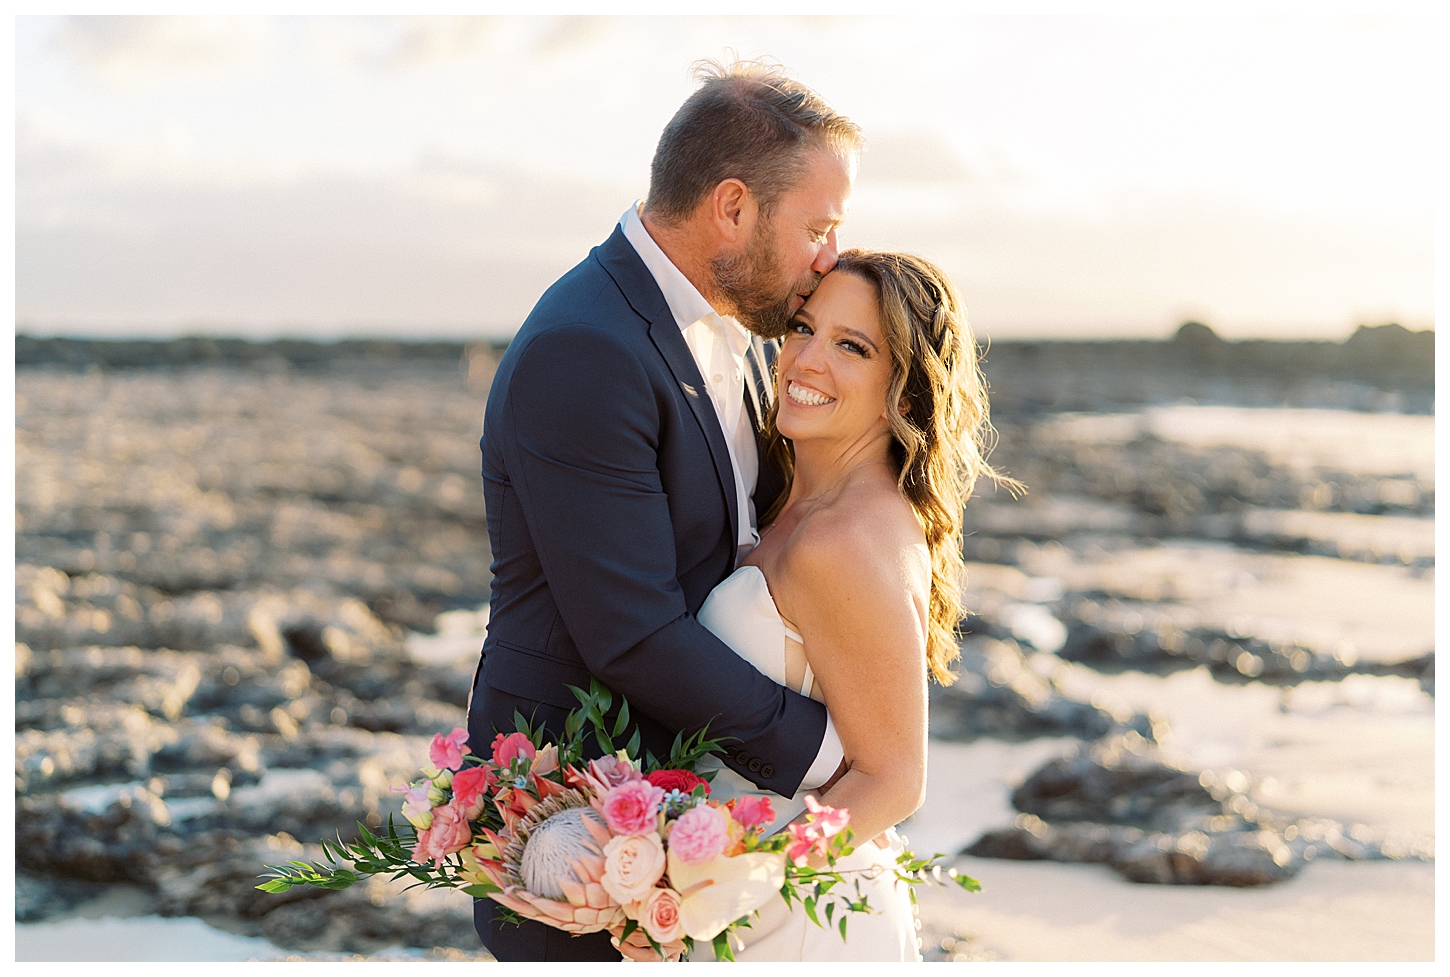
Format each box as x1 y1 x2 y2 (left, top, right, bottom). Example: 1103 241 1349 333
915 857 1435 961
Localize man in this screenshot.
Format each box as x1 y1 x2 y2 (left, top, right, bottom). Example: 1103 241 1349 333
468 60 862 961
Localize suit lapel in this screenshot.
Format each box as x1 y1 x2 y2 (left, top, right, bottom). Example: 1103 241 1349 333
594 227 740 546
648 317 740 543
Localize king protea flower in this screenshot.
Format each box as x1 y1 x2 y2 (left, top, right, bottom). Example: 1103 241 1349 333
477 788 626 935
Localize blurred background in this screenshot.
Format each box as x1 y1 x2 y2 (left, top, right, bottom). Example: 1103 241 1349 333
13 13 1435 962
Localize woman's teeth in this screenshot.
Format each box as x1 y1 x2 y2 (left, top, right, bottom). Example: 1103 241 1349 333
787 382 835 406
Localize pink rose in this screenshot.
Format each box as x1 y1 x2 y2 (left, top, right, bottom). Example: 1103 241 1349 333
637 886 684 944
601 832 667 904
451 765 497 820
429 727 470 771
491 731 536 768
590 754 641 787
417 798 473 864
587 754 643 792
401 783 435 830
601 780 664 836
729 795 776 830
667 803 729 866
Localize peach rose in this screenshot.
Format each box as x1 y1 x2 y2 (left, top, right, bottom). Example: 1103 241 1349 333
638 886 684 944
417 798 473 863
601 832 666 904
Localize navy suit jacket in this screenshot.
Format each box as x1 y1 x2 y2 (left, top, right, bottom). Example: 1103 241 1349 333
471 225 829 796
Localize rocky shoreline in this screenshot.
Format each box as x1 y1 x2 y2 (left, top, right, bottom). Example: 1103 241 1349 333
14 326 1433 957
963 733 1430 888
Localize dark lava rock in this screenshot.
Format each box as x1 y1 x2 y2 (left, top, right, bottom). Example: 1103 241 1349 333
967 737 1432 886
1113 829 1299 886
14 872 113 922
1010 743 1212 828
1057 603 1435 692
930 635 1156 743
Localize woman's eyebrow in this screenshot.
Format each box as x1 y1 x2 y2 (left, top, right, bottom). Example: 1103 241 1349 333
837 326 880 351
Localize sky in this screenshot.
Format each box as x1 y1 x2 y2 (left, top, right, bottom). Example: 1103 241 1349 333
13 13 1437 341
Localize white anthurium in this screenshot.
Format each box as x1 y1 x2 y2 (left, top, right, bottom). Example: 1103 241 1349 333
666 849 787 943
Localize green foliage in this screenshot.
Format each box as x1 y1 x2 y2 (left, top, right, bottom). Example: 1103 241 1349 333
255 817 431 893
255 676 984 959
564 678 733 772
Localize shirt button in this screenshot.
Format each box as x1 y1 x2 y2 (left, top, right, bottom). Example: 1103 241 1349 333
713 373 724 383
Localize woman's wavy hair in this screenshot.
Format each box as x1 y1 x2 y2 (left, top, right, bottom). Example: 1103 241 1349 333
762 250 1022 685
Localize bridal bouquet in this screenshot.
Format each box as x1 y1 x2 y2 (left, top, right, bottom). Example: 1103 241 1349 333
257 681 977 960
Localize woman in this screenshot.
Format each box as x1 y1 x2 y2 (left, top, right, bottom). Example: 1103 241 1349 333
691 250 1015 961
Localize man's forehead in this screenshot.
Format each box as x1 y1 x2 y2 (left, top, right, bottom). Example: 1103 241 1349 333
789 149 854 216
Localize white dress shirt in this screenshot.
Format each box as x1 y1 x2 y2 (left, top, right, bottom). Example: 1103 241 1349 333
619 202 843 791
620 202 759 557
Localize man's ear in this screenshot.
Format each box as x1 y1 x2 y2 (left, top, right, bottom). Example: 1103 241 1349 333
709 178 757 245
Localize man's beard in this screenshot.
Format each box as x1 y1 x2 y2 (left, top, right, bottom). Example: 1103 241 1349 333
711 224 821 339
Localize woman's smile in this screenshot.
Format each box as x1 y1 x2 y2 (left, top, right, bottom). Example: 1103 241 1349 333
775 271 893 446
786 381 835 407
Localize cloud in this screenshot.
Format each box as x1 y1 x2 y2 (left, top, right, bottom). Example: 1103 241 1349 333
843 187 1434 339
307 16 498 74
856 131 977 186
52 15 277 88
533 15 613 57
16 140 637 337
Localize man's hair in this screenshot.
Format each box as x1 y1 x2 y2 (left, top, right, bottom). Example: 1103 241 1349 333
644 58 863 225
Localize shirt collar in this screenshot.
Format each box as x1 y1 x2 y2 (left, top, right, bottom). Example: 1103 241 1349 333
620 202 742 341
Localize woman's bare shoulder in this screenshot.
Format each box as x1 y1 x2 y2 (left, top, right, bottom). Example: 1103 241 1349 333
780 476 929 605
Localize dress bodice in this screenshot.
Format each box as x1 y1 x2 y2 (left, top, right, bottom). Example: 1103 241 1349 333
695 565 813 833
689 565 922 960
697 565 812 696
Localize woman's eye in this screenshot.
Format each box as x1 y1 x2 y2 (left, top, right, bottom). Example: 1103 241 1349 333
788 319 812 335
839 340 866 355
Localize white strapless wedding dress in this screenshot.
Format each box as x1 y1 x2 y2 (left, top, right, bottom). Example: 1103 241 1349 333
691 565 922 962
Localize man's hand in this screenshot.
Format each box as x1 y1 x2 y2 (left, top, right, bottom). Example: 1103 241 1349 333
610 922 687 962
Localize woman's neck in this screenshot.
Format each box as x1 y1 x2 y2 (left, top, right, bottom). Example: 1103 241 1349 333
785 431 895 507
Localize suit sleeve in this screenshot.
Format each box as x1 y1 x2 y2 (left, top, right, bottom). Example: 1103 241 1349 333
498 323 828 796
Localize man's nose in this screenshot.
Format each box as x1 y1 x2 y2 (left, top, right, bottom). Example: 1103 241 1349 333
811 228 839 274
